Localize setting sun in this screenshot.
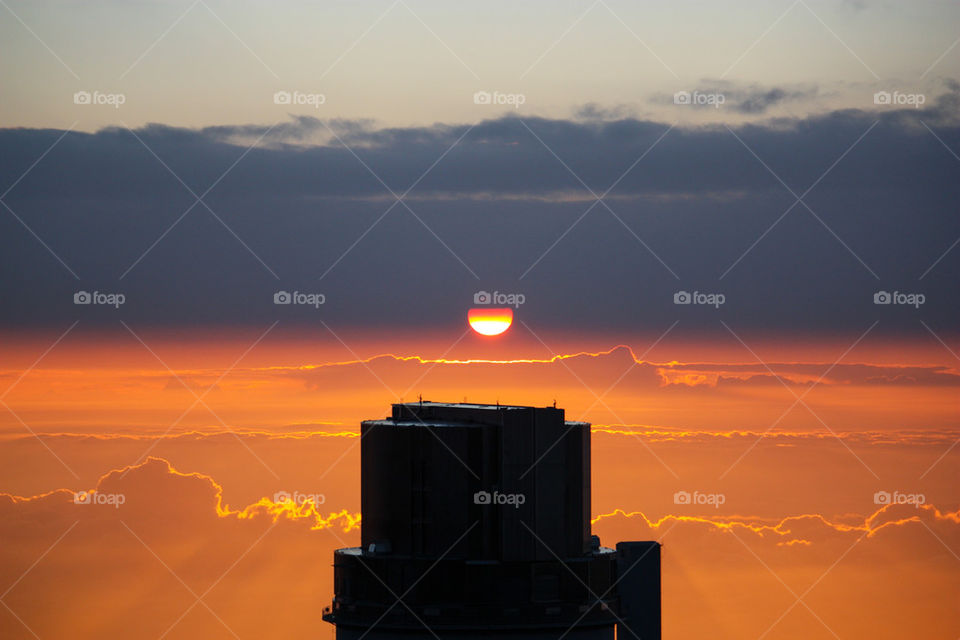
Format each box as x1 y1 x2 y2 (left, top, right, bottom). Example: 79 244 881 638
468 307 514 336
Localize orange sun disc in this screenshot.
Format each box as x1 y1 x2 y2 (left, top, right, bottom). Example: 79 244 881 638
468 307 514 336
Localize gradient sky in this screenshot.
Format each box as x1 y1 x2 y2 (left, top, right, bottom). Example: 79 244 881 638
1 0 959 130
1 2 959 639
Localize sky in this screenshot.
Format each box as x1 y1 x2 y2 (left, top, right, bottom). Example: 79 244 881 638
2 0 959 129
1 1 959 639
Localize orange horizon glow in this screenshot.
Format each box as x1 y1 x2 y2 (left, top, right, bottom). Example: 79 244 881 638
2 335 959 437
0 333 957 640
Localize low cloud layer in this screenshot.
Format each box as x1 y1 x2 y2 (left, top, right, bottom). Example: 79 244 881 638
0 85 958 335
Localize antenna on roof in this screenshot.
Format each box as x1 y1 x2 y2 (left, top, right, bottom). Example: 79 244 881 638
419 393 422 408
553 399 557 408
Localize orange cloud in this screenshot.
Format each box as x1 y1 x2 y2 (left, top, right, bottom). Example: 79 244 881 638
591 503 960 541
0 456 957 639
2 457 360 533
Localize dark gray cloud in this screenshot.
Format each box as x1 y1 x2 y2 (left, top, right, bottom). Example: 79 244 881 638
572 103 638 121
0 85 957 337
733 86 818 114
650 81 821 114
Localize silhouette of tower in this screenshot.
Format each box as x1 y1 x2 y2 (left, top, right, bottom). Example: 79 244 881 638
323 402 660 639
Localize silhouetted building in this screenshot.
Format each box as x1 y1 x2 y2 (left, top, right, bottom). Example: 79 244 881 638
323 402 660 639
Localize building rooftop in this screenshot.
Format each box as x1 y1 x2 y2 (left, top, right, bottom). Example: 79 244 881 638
396 401 553 410
368 401 589 428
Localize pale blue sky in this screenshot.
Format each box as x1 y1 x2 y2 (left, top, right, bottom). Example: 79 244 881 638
2 0 958 131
